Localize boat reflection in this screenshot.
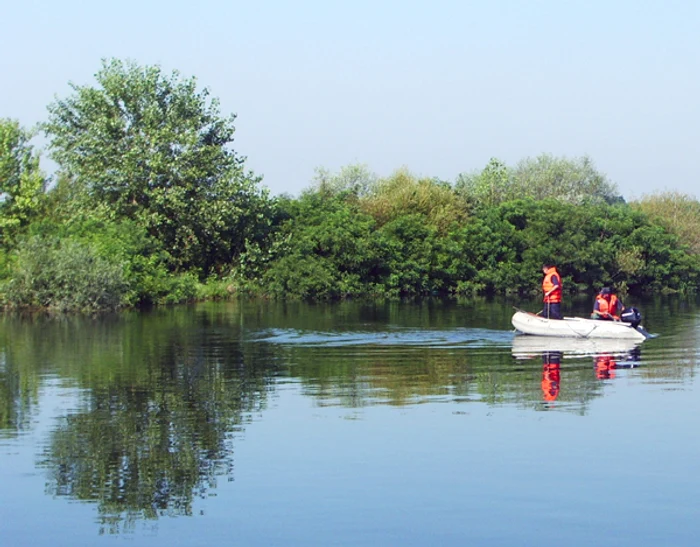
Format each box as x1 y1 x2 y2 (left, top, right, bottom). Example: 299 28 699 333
511 334 644 358
512 335 643 403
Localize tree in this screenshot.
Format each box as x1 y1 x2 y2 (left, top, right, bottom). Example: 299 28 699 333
311 163 378 198
455 157 511 209
456 154 623 209
631 192 700 255
511 154 622 205
44 58 271 274
360 168 469 232
0 119 46 245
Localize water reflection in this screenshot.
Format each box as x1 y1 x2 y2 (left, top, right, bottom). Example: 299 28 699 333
0 298 698 540
541 351 562 402
510 335 644 357
0 310 280 534
594 347 642 379
512 335 645 404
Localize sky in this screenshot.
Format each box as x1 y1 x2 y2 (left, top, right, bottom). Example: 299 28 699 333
3 0 698 200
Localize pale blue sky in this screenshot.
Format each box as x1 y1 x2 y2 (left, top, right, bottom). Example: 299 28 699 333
3 0 698 199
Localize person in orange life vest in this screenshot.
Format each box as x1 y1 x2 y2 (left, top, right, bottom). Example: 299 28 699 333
595 354 617 380
541 351 562 402
591 287 623 320
541 263 562 319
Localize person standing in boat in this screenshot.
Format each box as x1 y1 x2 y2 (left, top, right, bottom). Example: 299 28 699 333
591 287 623 321
541 263 563 319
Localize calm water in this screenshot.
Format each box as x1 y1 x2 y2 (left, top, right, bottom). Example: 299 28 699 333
1 296 699 546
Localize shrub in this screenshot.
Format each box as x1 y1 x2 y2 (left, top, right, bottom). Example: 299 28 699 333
360 169 469 233
4 236 128 312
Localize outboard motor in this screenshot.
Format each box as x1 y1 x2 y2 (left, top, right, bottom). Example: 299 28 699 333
620 307 642 328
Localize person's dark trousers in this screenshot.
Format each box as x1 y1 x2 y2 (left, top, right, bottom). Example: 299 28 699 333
542 303 562 319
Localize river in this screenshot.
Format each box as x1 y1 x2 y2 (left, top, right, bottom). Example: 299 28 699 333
1 296 698 546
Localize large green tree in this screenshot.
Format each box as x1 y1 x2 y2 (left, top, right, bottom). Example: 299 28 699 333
44 58 271 274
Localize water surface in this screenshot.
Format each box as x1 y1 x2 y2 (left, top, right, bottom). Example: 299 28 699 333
1 296 698 545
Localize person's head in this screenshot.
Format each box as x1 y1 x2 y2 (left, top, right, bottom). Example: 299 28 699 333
542 263 554 273
600 286 612 297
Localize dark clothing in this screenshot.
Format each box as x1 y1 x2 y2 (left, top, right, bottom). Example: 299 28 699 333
542 302 562 320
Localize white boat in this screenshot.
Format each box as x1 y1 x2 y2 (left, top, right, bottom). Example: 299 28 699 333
511 309 651 341
511 332 644 359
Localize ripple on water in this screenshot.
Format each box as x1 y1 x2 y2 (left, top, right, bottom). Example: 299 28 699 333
251 327 516 348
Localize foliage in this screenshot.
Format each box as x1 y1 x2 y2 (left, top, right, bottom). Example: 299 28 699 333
360 168 469 233
456 154 623 209
28 204 150 304
311 163 378 198
44 58 272 275
481 198 699 295
255 191 381 299
454 157 511 209
5 51 700 307
237 177 700 300
631 192 700 255
510 154 622 205
0 119 46 245
2 195 204 309
372 214 459 296
4 236 128 312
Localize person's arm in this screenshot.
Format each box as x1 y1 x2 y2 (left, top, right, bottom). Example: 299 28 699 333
594 298 612 319
544 275 560 297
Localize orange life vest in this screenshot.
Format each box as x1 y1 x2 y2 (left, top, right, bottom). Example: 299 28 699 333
542 267 562 303
595 294 621 319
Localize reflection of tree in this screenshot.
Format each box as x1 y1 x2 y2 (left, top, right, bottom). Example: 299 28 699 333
43 378 238 534
0 317 46 436
1 298 698 533
277 341 629 414
0 350 35 435
0 307 279 534
230 298 641 411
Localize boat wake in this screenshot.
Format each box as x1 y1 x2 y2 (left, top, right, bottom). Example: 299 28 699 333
252 327 514 348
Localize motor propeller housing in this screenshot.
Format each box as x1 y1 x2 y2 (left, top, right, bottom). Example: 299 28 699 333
620 307 642 328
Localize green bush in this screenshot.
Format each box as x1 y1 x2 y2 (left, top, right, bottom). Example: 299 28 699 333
25 212 203 307
4 236 128 312
252 191 381 299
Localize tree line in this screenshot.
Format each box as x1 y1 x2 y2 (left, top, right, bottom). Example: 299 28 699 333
1 58 699 311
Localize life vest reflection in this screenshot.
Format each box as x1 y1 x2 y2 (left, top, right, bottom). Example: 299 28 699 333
595 354 617 379
536 347 641 403
541 351 562 402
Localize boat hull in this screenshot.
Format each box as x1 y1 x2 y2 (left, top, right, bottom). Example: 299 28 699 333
511 310 650 341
